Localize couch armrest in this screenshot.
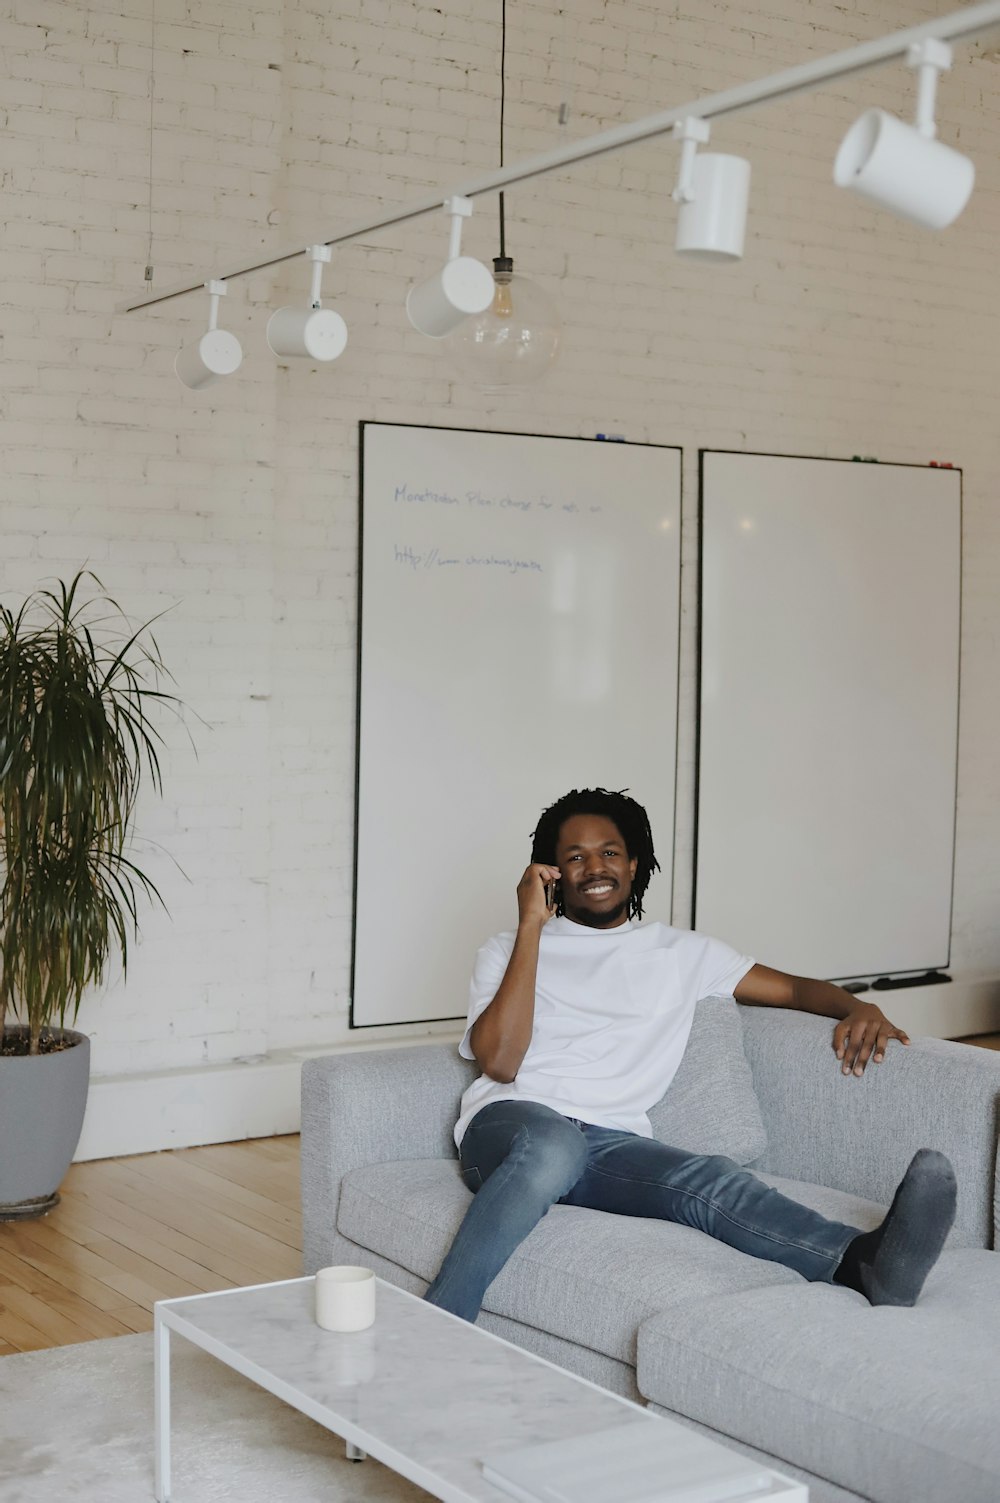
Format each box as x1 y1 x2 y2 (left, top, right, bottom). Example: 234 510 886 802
300 1042 475 1273
739 1006 1000 1247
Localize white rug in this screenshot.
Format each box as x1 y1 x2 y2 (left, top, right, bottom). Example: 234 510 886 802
0 1332 434 1501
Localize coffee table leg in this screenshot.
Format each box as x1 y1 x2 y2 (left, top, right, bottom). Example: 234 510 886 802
154 1312 171 1501
346 1442 367 1462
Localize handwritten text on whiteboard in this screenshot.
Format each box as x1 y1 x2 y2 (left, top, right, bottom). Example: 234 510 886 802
394 544 543 576
393 482 599 515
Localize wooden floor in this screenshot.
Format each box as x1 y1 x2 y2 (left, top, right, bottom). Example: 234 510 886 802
0 1135 301 1355
4 1030 1000 1355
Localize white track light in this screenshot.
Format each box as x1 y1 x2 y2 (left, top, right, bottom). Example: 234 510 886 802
174 280 243 389
834 39 974 229
266 245 348 362
133 5 1000 382
406 197 495 338
672 118 751 262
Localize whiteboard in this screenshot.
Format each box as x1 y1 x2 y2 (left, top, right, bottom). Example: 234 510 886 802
696 452 960 981
353 424 682 1027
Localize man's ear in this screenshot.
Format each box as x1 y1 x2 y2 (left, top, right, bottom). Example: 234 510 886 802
629 857 638 880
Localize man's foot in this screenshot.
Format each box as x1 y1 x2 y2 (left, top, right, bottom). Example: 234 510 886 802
833 1148 957 1306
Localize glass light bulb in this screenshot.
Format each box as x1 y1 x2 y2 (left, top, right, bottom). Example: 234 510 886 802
447 262 560 392
493 279 514 319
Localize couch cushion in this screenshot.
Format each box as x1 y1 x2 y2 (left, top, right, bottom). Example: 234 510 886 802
648 997 767 1165
636 1247 1000 1503
336 1158 884 1365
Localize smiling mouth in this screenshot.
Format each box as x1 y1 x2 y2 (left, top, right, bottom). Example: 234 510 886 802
580 882 615 897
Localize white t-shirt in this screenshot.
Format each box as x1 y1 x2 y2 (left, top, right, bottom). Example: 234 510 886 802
455 916 754 1148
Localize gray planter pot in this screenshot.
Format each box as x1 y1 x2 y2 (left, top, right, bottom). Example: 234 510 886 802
0 1027 91 1220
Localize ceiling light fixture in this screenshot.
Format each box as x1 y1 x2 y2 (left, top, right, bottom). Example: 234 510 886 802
448 0 560 390
266 245 349 362
834 38 975 228
405 197 495 338
125 0 1000 390
672 117 752 262
173 280 243 389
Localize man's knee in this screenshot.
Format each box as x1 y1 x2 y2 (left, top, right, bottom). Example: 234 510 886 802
469 1106 586 1198
509 1115 588 1198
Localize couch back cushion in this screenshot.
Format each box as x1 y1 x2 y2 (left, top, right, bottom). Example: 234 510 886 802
647 997 767 1165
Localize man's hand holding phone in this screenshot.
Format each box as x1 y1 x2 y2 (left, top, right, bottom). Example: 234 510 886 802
516 863 561 928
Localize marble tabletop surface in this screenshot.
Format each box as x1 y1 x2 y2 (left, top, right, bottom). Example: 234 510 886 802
158 1276 675 1502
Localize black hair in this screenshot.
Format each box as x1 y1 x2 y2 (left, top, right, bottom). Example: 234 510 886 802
530 787 660 921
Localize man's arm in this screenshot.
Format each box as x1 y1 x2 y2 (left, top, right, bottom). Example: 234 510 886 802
469 862 560 1083
733 962 911 1076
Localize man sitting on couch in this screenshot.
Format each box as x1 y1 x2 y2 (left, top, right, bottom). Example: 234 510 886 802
424 786 957 1323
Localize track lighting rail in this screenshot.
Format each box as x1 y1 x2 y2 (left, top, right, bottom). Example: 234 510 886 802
120 0 1000 314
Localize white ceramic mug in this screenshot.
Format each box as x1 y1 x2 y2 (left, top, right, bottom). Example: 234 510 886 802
314 1265 376 1331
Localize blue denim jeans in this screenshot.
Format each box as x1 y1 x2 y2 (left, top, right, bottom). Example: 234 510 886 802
424 1100 860 1322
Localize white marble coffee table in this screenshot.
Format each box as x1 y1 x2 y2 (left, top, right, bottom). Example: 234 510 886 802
154 1275 807 1502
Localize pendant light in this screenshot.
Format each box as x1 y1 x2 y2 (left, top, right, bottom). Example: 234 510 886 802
448 0 560 390
834 39 974 229
267 246 349 361
174 280 243 389
406 198 495 336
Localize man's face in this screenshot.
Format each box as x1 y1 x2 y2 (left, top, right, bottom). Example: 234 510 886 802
554 813 637 929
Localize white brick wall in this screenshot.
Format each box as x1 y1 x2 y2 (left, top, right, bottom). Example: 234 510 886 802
3 0 1000 1128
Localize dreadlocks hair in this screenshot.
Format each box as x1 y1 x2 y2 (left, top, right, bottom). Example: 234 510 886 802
530 787 660 922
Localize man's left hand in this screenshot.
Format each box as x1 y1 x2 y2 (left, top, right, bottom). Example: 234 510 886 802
833 1003 910 1076
733 965 911 1076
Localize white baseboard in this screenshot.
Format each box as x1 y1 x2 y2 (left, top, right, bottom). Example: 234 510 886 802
73 976 1000 1162
73 1032 462 1163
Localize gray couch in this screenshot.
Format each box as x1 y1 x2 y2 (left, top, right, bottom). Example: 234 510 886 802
301 999 1000 1503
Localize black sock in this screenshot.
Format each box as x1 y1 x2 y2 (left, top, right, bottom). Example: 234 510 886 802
833 1227 879 1292
832 1148 957 1307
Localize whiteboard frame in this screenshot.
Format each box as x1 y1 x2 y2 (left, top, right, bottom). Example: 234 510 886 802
351 422 683 1028
693 448 962 983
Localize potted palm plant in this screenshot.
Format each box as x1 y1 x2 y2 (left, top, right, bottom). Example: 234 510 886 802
0 572 177 1219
